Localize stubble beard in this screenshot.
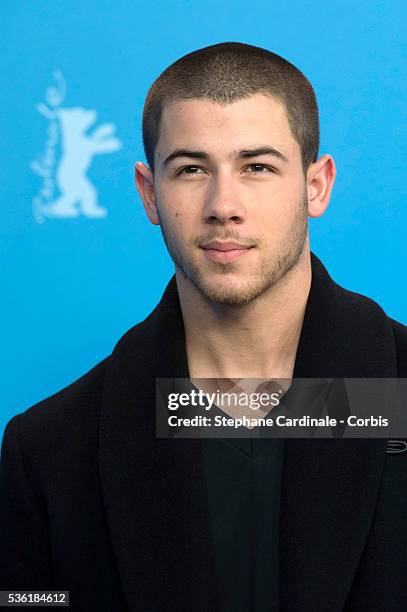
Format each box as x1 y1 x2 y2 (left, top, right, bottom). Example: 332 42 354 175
158 193 309 307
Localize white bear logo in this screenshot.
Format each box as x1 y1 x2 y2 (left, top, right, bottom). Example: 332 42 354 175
31 71 121 221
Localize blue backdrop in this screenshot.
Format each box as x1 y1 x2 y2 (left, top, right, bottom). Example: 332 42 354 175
1 1 406 438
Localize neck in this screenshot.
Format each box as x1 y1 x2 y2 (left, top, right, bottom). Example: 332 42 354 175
176 246 312 380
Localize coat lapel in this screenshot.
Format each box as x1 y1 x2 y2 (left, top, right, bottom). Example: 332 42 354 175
280 254 397 611
99 253 397 611
98 280 217 611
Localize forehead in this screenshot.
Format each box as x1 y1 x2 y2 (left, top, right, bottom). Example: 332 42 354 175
156 93 298 159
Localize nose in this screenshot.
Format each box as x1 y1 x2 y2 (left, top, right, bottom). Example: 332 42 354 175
203 172 246 225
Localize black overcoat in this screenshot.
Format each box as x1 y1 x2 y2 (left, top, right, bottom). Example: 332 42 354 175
1 253 407 611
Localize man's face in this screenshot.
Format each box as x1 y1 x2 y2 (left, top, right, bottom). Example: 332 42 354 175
149 94 309 306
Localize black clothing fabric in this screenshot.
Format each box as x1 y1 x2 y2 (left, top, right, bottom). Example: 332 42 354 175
167 376 346 610
1 252 407 611
168 376 285 610
202 437 284 612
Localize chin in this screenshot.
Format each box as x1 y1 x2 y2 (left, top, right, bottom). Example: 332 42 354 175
194 276 267 307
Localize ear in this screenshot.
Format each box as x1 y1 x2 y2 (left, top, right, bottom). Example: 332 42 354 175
134 161 160 225
306 154 336 218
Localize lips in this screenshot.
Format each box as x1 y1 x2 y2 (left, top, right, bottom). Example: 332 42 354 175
200 241 253 251
200 241 254 263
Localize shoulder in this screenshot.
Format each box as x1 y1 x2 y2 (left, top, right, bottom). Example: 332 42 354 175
1 317 151 466
390 316 407 340
8 311 157 431
1 313 155 490
324 263 407 345
0 356 111 497
339 284 407 373
1 357 110 477
389 317 407 374
13 356 110 434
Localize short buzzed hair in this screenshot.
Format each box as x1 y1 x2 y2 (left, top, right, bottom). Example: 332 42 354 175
142 42 319 176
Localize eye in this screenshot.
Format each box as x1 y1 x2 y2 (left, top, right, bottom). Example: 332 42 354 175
176 165 206 176
244 163 275 173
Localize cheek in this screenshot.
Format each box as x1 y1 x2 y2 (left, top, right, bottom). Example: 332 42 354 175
159 194 200 233
249 173 303 207
271 178 304 205
255 195 304 241
171 211 186 234
160 205 192 240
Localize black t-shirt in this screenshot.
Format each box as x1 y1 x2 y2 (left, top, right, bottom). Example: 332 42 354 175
167 377 287 611
161 377 338 610
201 435 284 612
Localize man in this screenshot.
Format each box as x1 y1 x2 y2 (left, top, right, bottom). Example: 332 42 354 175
1 42 407 611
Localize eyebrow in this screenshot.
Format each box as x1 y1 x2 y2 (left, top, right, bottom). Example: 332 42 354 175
162 145 289 168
